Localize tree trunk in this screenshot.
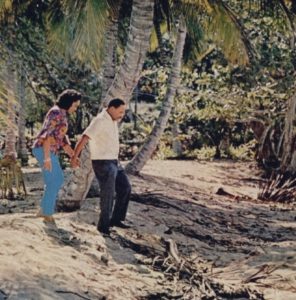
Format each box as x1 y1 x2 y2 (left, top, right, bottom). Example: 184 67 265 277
171 105 183 157
280 93 296 173
17 66 29 165
101 18 119 100
4 59 17 160
102 0 154 106
58 0 154 203
172 121 183 156
58 144 94 205
125 19 187 175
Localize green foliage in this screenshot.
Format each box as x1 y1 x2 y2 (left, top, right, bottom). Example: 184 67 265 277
153 138 176 160
2 0 296 165
190 146 216 160
1 15 102 138
47 0 109 71
137 0 296 161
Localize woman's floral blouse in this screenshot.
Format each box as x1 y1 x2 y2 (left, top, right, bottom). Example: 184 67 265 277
33 105 70 153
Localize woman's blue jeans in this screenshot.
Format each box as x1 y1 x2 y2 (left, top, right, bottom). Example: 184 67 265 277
32 147 64 216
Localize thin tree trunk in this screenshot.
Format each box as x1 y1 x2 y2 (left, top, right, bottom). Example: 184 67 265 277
4 59 17 160
280 93 296 173
125 19 187 175
58 0 154 203
17 66 29 165
172 119 183 156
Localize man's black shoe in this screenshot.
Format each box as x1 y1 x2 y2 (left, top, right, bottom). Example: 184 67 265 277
110 220 131 229
97 225 110 235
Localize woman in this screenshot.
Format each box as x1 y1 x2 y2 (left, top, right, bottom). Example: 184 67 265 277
32 89 81 223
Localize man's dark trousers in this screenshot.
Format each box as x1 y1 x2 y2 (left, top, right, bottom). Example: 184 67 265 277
92 160 131 232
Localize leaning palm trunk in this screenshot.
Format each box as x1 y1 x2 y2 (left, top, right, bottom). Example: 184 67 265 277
101 18 119 100
58 0 154 205
125 19 187 175
102 0 154 106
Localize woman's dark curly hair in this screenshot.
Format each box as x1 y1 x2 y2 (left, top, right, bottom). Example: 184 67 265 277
56 89 82 110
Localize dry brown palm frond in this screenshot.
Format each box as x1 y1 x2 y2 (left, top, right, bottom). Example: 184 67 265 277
258 173 296 203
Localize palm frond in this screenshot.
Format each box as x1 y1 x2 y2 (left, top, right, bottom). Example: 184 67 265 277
183 15 204 63
47 0 110 71
205 2 252 66
0 69 15 132
0 0 12 19
181 0 213 14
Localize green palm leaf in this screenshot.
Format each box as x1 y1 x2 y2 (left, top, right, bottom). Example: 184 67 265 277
47 0 111 71
0 0 12 17
204 2 251 66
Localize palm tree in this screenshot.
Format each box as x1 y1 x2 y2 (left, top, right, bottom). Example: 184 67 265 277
59 0 256 203
235 0 296 175
125 0 254 174
102 0 155 106
126 17 187 174
58 0 155 205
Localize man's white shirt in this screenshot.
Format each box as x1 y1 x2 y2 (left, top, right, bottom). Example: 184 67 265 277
83 109 119 160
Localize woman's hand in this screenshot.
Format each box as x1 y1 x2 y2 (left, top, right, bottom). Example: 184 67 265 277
43 158 52 171
63 144 75 158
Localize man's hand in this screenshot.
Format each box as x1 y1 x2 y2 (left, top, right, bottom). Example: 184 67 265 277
69 134 89 169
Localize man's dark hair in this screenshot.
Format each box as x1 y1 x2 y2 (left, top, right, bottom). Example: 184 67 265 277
56 89 82 110
108 98 125 108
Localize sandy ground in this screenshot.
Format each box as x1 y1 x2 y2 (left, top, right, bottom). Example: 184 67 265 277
0 159 295 300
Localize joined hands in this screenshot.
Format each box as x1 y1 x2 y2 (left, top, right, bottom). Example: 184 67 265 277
70 156 80 168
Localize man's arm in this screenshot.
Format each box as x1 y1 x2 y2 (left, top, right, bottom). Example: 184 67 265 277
70 134 90 167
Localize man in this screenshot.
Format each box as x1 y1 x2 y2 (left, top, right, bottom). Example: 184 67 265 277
71 98 131 235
